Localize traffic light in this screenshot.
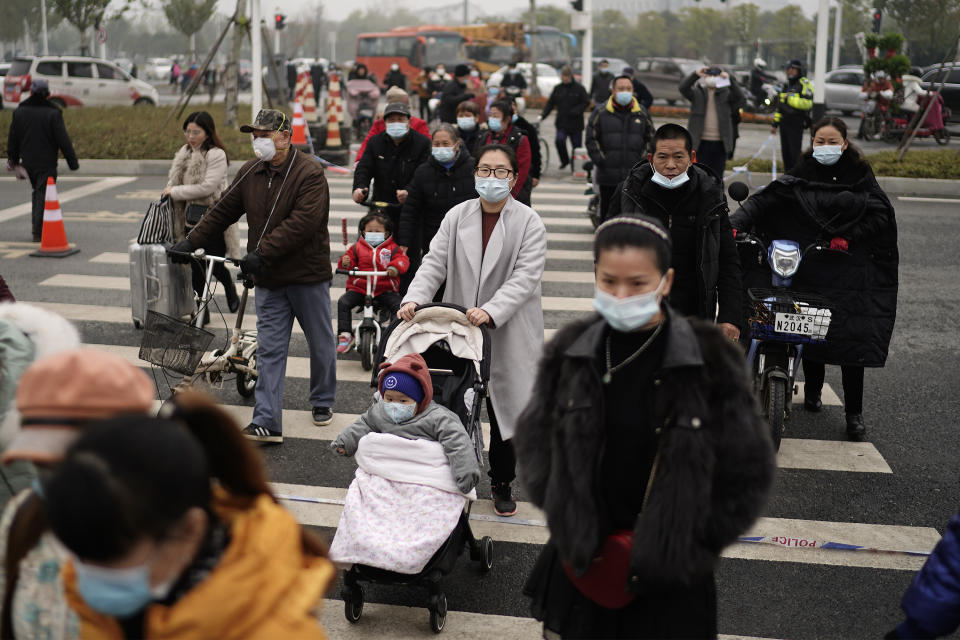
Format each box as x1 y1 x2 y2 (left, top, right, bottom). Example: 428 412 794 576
274 13 286 30
570 0 583 11
871 9 882 33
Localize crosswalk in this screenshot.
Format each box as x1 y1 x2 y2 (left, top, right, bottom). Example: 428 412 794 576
3 172 938 638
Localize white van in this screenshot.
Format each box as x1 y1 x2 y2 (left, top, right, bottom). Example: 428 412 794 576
3 56 160 108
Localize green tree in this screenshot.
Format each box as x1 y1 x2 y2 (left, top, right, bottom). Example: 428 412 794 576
535 6 571 32
163 0 218 60
882 0 960 65
0 0 63 44
727 3 760 48
592 10 636 61
765 5 814 62
677 7 727 61
51 0 111 55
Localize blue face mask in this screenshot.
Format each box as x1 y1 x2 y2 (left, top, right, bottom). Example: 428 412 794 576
812 144 844 166
383 401 417 424
593 279 665 332
432 146 456 163
457 116 476 131
511 113 518 123
365 231 386 247
487 117 502 132
75 561 155 618
615 91 633 106
475 177 511 203
386 122 408 139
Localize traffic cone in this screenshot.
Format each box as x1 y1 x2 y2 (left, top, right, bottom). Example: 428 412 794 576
325 105 342 148
293 71 306 104
328 71 344 123
291 101 309 148
303 76 318 123
31 177 79 258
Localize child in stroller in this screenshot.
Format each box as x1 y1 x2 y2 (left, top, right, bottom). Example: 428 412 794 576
329 304 494 633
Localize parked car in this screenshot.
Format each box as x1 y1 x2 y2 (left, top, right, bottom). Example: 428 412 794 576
632 57 704 105
571 56 630 82
3 56 160 108
921 63 960 123
824 66 865 115
488 63 561 98
145 57 173 80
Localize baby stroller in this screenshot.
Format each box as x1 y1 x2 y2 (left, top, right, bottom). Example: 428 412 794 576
339 303 494 633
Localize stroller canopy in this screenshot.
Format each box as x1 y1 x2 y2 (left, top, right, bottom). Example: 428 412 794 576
380 305 489 379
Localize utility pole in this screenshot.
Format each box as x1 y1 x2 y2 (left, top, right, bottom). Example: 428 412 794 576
463 0 468 24
529 0 538 99
252 0 263 117
812 0 829 120
580 0 592 102
831 0 842 70
40 0 49 55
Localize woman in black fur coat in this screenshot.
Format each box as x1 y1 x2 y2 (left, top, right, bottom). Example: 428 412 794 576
514 216 775 639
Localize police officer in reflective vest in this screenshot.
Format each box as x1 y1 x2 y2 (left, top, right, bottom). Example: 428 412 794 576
771 59 814 171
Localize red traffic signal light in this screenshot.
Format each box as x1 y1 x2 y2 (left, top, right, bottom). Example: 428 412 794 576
274 13 286 30
871 9 882 33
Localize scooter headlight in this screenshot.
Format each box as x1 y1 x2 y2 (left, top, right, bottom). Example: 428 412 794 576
769 240 801 277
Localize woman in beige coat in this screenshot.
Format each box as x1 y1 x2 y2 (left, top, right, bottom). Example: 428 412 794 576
164 111 240 313
399 143 547 518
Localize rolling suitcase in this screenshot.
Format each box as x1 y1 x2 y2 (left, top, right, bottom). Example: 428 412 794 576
129 240 194 329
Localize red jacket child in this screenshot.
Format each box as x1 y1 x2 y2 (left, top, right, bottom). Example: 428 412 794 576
337 236 410 297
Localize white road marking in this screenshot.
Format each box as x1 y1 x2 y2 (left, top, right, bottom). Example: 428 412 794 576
0 177 137 223
898 196 960 204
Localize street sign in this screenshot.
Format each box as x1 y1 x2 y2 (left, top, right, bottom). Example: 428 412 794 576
96 28 106 44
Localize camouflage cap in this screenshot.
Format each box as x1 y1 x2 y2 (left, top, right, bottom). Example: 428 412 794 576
240 109 291 133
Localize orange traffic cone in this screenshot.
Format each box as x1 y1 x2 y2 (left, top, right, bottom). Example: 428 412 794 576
293 71 306 104
31 177 79 258
328 71 344 123
291 101 310 148
303 76 318 123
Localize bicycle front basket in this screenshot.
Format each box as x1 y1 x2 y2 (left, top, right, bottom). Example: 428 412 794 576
139 311 215 375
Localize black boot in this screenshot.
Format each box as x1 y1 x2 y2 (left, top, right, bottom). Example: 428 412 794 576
845 413 867 441
225 282 240 313
803 386 822 412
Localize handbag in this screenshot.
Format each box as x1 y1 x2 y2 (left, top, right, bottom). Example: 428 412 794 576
185 203 208 226
137 197 173 244
562 448 661 609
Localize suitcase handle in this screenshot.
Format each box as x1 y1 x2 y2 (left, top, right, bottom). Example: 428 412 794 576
145 273 162 305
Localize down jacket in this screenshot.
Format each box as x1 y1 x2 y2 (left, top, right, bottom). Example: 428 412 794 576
188 149 332 290
731 149 898 367
585 96 654 186
608 161 742 325
353 130 431 206
337 236 409 297
397 147 477 251
6 93 78 171
514 310 775 588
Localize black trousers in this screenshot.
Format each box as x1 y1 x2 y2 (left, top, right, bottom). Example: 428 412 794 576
27 166 57 238
555 129 582 168
337 289 402 336
188 227 234 305
697 139 727 180
803 361 865 415
599 183 619 222
779 119 805 172
486 399 516 485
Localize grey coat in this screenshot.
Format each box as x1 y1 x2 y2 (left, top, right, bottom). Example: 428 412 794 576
402 197 548 440
332 400 480 494
679 73 744 153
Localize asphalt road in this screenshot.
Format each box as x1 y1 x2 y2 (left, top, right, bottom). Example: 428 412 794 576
0 165 958 638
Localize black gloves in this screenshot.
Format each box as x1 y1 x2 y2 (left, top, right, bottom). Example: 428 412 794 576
167 238 195 264
239 251 263 276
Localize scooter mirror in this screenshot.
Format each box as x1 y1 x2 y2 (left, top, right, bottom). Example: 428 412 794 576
728 182 749 203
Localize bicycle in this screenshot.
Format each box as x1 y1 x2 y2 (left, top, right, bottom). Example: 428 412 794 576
533 119 550 173
336 267 394 371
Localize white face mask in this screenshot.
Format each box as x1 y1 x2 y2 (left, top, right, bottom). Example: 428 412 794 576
651 168 690 190
593 279 665 332
252 136 276 161
702 76 718 89
812 144 844 166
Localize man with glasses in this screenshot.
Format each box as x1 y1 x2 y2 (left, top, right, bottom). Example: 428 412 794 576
170 109 337 443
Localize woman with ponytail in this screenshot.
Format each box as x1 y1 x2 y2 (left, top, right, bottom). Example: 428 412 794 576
42 392 334 639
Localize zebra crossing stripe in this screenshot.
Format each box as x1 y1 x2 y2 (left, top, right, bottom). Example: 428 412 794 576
0 177 137 223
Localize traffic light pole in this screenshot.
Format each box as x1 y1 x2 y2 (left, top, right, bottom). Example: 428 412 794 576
581 0 592 95
831 0 842 71
529 0 538 99
811 0 829 121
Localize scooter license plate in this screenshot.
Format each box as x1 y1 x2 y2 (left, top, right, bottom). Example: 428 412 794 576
774 312 817 336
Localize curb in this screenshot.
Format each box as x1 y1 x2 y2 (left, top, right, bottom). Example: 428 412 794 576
59 159 960 197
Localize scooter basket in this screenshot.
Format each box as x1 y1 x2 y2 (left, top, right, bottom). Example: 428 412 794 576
747 288 834 345
139 311 215 375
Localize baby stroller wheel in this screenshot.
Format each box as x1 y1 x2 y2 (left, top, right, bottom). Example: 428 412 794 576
480 536 494 572
429 593 447 633
344 585 364 623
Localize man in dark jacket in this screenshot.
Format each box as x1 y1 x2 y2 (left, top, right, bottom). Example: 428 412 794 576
352 102 431 230
383 63 406 92
540 65 590 172
310 63 327 100
507 96 541 187
608 124 742 340
501 61 527 95
679 66 745 179
586 75 654 220
589 59 614 105
622 66 654 111
6 80 79 241
437 64 474 123
170 109 337 443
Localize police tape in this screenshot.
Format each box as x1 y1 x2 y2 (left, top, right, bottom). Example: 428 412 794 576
725 133 778 188
312 154 352 175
